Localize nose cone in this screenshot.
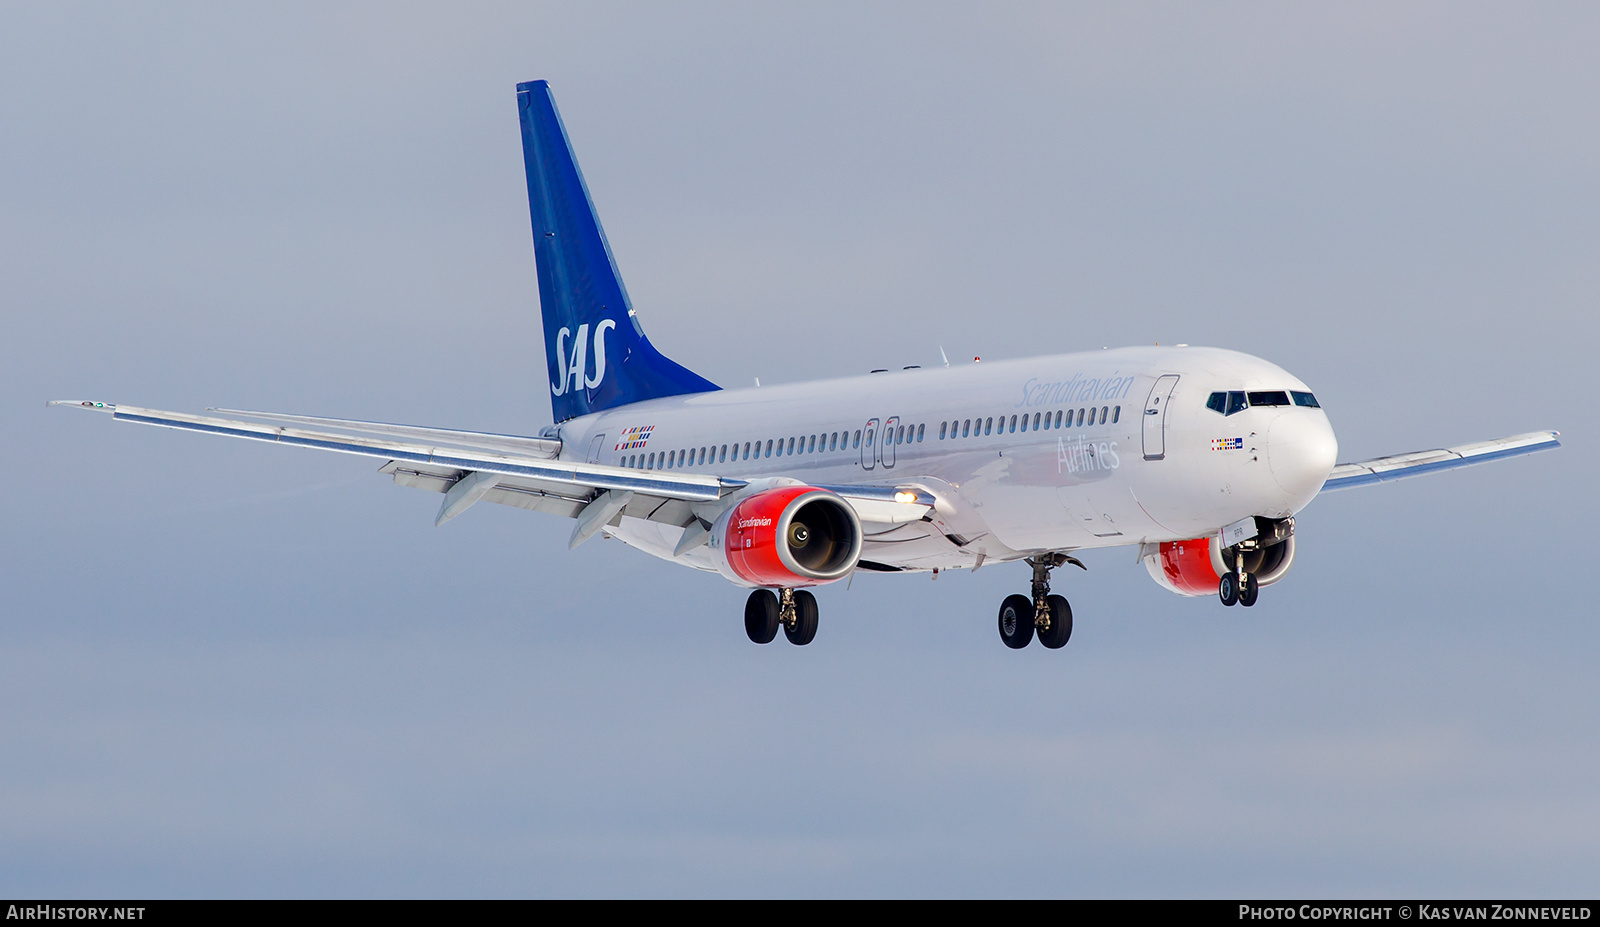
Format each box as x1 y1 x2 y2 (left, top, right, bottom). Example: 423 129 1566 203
1267 413 1338 512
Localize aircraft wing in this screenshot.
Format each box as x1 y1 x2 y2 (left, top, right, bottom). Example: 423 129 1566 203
50 401 935 539
50 400 742 520
1320 430 1560 492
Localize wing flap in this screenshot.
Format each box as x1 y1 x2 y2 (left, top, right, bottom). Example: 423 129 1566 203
1321 430 1560 492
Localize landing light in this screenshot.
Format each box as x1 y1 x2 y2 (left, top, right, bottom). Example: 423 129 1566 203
894 491 917 504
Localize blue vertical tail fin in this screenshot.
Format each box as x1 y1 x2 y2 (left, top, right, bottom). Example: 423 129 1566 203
517 81 719 423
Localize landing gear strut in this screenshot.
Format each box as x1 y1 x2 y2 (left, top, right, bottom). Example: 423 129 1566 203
745 588 818 645
1219 544 1260 608
997 554 1083 650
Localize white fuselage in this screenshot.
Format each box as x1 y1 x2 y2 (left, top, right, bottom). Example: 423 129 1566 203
552 345 1338 575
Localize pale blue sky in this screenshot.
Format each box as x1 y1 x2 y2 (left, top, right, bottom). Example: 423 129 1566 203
2 2 1595 897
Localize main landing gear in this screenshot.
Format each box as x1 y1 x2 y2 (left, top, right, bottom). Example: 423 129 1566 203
1218 545 1260 608
745 587 818 646
997 554 1084 650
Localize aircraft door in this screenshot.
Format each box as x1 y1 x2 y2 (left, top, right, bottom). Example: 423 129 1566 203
1142 375 1179 461
882 416 900 468
859 418 878 470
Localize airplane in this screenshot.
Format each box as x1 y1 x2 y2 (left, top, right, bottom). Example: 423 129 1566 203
53 80 1561 650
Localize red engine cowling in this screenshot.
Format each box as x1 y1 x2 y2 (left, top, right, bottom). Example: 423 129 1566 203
1142 534 1296 597
710 486 863 587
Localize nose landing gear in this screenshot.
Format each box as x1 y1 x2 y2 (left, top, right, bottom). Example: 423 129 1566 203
1218 545 1261 607
997 554 1083 650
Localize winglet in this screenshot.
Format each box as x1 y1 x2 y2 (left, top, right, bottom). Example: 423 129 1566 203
49 400 116 413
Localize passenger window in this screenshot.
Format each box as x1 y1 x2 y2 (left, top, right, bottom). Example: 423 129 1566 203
1226 391 1247 416
897 426 904 444
1100 406 1108 424
1032 412 1041 430
939 422 947 440
1075 408 1084 427
1054 410 1063 427
1113 406 1120 424
853 430 861 448
962 420 970 437
917 423 924 442
1019 415 1028 432
829 432 837 451
762 440 770 458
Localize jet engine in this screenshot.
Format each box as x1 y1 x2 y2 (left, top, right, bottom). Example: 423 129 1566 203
709 486 863 587
1142 523 1296 597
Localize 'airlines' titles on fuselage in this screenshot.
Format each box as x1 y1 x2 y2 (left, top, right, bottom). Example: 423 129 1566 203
1058 434 1121 474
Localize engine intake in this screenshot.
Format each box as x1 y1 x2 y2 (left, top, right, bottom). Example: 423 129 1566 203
711 486 863 587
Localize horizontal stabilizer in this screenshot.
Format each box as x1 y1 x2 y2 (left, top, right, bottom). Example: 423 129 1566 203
212 408 561 459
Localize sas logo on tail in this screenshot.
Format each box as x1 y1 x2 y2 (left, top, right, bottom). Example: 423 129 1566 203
550 319 617 396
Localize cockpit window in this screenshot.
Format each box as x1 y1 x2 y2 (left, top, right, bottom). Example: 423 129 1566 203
1211 389 1317 414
